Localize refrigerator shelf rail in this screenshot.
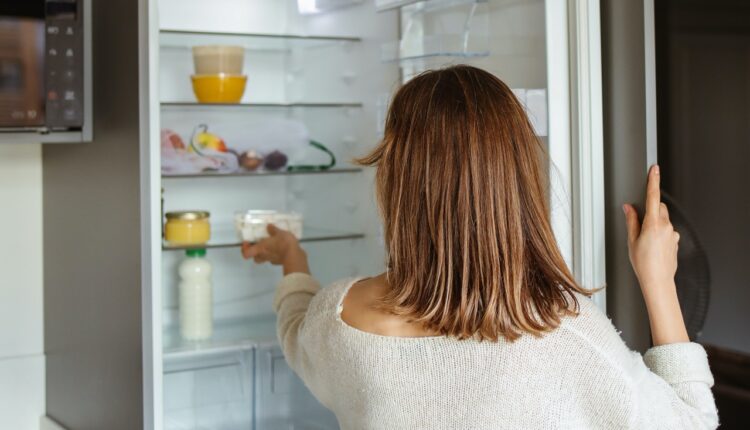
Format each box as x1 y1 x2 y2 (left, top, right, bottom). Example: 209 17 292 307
162 226 365 251
160 29 361 52
161 101 363 109
162 167 363 179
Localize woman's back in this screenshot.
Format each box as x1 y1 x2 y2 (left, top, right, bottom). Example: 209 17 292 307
275 274 717 430
245 65 718 429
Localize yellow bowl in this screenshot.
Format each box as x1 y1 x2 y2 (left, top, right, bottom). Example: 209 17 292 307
191 74 247 103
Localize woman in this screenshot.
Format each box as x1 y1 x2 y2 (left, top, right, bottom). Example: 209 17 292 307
242 65 718 429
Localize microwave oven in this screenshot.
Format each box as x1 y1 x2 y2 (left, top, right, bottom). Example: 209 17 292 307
0 0 91 143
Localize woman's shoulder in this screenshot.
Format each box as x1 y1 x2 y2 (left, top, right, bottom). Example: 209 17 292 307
559 293 625 347
557 293 647 379
304 276 361 323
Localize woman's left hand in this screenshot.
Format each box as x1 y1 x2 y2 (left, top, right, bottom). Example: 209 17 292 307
241 224 311 275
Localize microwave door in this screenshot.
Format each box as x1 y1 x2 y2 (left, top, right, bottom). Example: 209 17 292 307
0 4 45 129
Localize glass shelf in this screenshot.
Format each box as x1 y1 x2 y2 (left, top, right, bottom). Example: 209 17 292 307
381 34 490 63
381 34 489 63
160 29 361 52
163 316 277 360
162 166 362 179
160 101 363 109
162 225 365 251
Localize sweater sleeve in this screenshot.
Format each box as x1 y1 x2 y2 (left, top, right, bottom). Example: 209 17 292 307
566 299 718 429
626 342 719 429
272 272 321 376
272 273 341 411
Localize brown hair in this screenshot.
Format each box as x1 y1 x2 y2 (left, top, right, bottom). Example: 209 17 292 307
356 65 590 341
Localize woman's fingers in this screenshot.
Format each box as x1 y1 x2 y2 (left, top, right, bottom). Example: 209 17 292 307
242 225 301 266
623 204 641 245
645 165 661 222
241 242 254 259
659 202 670 221
242 242 267 261
267 223 280 236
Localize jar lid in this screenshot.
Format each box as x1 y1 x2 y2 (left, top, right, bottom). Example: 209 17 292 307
165 210 210 221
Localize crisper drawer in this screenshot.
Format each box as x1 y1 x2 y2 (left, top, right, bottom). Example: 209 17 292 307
164 348 254 430
255 345 338 430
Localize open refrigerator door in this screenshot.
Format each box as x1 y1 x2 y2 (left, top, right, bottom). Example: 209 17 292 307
152 0 604 429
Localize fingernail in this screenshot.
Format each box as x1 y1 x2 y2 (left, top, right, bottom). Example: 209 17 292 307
654 165 660 175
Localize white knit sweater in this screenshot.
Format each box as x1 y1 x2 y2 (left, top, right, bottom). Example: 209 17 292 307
273 273 719 429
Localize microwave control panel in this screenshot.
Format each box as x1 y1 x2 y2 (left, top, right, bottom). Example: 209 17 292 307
45 0 83 129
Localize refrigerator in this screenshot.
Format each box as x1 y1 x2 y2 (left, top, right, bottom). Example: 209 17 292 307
140 0 607 428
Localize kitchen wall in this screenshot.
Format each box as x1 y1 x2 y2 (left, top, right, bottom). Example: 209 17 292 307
0 144 45 429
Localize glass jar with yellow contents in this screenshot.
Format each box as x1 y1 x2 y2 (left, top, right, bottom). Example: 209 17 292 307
165 211 211 246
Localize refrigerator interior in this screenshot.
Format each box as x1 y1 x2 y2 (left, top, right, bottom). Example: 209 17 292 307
155 0 552 428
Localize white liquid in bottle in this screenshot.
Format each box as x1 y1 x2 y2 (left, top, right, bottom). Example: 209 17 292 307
178 248 213 340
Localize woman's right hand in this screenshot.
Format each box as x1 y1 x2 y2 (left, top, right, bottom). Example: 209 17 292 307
241 224 311 276
622 165 688 345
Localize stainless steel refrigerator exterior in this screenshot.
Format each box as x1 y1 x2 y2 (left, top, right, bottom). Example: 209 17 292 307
601 0 658 352
41 1 609 429
42 0 145 428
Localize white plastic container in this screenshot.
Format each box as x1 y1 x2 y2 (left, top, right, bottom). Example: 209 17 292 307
234 210 303 242
178 248 213 341
192 45 245 75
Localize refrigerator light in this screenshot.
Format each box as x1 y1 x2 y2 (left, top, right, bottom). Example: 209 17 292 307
297 0 320 14
297 0 364 14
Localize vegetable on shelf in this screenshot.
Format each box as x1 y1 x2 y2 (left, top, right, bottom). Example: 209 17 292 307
160 120 340 175
190 124 228 153
263 150 288 171
161 126 237 175
238 150 264 171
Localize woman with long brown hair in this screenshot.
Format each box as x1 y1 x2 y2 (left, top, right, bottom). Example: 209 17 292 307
243 65 718 429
